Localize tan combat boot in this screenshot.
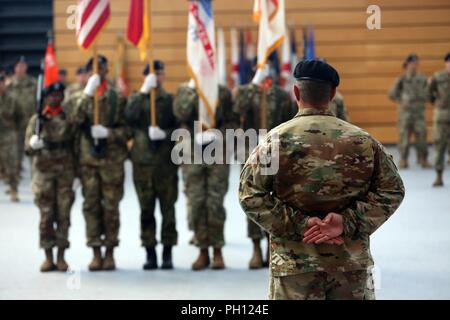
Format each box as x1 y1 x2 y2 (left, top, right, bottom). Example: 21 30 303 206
56 248 69 272
433 171 444 187
399 159 408 169
103 247 116 271
10 188 19 202
192 248 210 271
211 248 225 270
249 239 263 269
40 249 56 272
88 247 103 271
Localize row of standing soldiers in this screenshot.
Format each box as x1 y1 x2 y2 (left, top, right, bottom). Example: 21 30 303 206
0 55 348 273
388 53 450 187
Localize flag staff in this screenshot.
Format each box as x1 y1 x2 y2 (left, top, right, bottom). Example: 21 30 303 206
147 0 156 127
93 43 99 126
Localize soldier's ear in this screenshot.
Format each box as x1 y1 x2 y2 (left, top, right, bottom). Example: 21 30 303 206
293 85 300 102
330 87 337 101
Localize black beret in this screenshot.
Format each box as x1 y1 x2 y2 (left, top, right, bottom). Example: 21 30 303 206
85 55 108 71
445 52 450 62
58 69 68 76
405 53 418 64
43 82 65 96
14 55 27 66
293 60 340 87
143 60 165 75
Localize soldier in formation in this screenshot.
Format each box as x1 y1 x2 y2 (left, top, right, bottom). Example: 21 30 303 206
25 82 78 272
125 61 179 270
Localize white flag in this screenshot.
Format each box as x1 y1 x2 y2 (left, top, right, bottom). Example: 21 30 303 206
187 0 218 129
217 28 227 86
253 0 285 71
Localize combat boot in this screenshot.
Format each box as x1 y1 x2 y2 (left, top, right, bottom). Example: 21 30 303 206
161 245 173 270
10 188 19 202
143 246 157 270
40 249 56 272
433 171 444 187
249 239 263 269
88 247 103 271
56 248 69 272
192 248 210 271
211 248 225 270
103 247 116 271
399 159 408 169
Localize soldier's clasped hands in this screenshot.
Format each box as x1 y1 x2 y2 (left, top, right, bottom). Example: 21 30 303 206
303 213 344 245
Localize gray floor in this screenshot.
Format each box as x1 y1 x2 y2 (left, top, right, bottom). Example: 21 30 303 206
0 147 449 300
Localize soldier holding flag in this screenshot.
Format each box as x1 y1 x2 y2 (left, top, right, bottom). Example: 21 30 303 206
75 0 129 271
173 0 237 271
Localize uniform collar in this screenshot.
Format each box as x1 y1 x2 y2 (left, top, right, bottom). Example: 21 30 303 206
295 107 334 118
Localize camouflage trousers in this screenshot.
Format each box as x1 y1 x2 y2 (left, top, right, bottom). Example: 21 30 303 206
269 270 375 300
182 163 229 248
0 134 20 191
132 163 178 247
80 163 124 248
32 167 75 249
248 218 267 239
433 120 450 171
397 111 428 160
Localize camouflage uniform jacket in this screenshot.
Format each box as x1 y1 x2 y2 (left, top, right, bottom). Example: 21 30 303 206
24 105 78 172
388 72 428 111
64 83 83 105
7 75 37 131
428 70 450 122
0 90 22 142
173 84 238 160
125 88 178 166
233 83 295 131
239 107 405 276
329 91 349 121
75 83 129 166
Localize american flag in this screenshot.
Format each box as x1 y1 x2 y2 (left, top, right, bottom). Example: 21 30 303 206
76 0 110 50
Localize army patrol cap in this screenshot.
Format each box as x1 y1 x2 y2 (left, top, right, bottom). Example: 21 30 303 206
445 52 450 62
293 60 340 87
43 81 66 97
85 55 108 71
143 60 165 75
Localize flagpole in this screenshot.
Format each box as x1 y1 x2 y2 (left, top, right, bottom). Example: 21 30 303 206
148 0 156 127
93 44 99 126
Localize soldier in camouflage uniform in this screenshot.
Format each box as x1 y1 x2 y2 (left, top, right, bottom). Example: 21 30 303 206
239 60 405 300
389 54 430 169
125 61 179 270
75 56 129 271
64 66 87 105
233 63 295 269
428 53 450 187
0 75 22 202
7 56 37 174
329 90 349 121
25 82 77 272
173 80 236 270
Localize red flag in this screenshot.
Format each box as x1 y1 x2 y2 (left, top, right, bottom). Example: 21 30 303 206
44 41 59 87
127 0 150 61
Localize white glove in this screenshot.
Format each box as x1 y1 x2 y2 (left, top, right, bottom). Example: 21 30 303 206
148 126 167 141
188 78 196 89
91 124 109 139
140 74 157 94
29 135 44 150
251 64 270 85
195 131 216 145
84 74 101 97
72 178 81 191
